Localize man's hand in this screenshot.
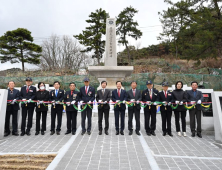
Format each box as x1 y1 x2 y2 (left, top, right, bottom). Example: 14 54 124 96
130 99 135 102
104 101 107 104
175 101 179 104
116 100 120 103
80 101 83 105
122 100 126 104
66 102 70 106
168 102 171 106
87 101 92 104
197 100 201 104
28 99 31 103
180 101 183 105
71 101 75 105
136 100 140 104
162 101 167 106
39 101 43 104
153 102 157 106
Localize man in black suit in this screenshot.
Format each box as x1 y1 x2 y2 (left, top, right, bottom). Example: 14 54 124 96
127 81 142 136
157 82 173 137
49 81 64 135
96 80 111 135
142 80 158 136
4 81 20 137
79 77 95 135
112 81 127 135
64 82 79 135
187 81 203 138
20 77 36 136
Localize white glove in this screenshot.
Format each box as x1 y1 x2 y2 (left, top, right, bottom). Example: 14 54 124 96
197 100 201 104
123 100 125 104
130 99 135 102
11 99 16 104
180 101 183 105
136 100 139 104
175 101 179 104
168 102 171 106
56 101 59 104
71 101 75 105
153 102 157 106
162 101 167 106
109 101 112 104
146 101 151 105
87 101 91 104
39 101 43 104
28 99 31 103
80 101 83 105
37 101 40 105
104 101 107 104
66 102 70 106
116 100 120 103
98 100 102 103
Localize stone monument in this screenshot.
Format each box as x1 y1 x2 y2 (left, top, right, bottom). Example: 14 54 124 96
88 18 133 89
0 89 8 140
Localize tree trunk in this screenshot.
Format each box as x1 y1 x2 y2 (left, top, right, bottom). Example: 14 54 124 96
21 49 25 72
125 43 130 65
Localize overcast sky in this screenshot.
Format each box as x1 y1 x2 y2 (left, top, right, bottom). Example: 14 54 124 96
0 0 173 71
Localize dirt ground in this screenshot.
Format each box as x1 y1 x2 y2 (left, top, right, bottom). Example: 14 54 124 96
0 154 56 170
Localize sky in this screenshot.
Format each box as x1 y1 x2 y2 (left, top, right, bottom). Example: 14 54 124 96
0 0 173 71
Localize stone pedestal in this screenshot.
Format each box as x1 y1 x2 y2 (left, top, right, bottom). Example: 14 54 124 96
0 89 8 140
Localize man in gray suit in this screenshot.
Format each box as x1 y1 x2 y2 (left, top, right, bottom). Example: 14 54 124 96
187 81 203 138
96 81 111 135
127 81 142 136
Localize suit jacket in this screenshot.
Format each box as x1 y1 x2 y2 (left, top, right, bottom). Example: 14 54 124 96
171 89 187 111
186 90 203 111
79 86 95 106
112 89 127 111
49 89 64 110
20 85 36 108
157 90 173 112
7 89 20 111
127 89 142 110
142 88 159 111
96 89 111 110
35 90 49 112
64 90 79 111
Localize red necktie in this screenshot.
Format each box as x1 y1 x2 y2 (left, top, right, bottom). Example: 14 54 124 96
26 86 29 93
71 91 73 95
165 91 167 98
133 89 135 97
150 89 152 100
85 86 88 94
118 89 120 97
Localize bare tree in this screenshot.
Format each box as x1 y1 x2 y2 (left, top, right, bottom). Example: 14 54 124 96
40 35 93 74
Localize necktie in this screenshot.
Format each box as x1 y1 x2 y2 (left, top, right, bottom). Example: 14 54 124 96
55 90 58 97
102 89 104 96
194 91 196 97
118 89 120 97
150 89 152 100
165 91 167 98
85 86 88 94
71 90 73 96
26 86 29 93
133 89 135 97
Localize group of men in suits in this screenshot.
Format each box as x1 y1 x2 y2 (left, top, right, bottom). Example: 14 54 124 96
4 77 204 138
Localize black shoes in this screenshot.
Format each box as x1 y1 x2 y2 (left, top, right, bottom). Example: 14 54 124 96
136 131 141 136
4 132 10 137
99 131 102 135
129 131 133 135
163 132 166 136
35 132 39 136
72 131 76 135
151 131 156 136
65 131 71 135
20 131 25 136
168 132 173 137
87 131 91 135
116 131 119 135
81 131 85 135
120 131 124 135
26 131 31 136
56 131 60 135
197 133 202 138
41 131 45 135
105 131 109 135
191 132 195 137
12 132 19 136
146 132 151 136
50 131 55 135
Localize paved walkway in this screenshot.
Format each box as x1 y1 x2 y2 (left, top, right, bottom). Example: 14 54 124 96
1 110 222 170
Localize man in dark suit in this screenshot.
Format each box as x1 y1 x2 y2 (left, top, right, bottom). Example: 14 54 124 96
127 81 142 136
96 80 111 135
79 77 95 135
112 81 127 135
20 77 36 136
157 82 173 137
4 81 20 137
64 82 79 135
187 81 203 138
49 81 64 135
142 80 158 136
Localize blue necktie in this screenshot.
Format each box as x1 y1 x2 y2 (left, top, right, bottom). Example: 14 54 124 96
193 91 196 97
56 90 58 97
